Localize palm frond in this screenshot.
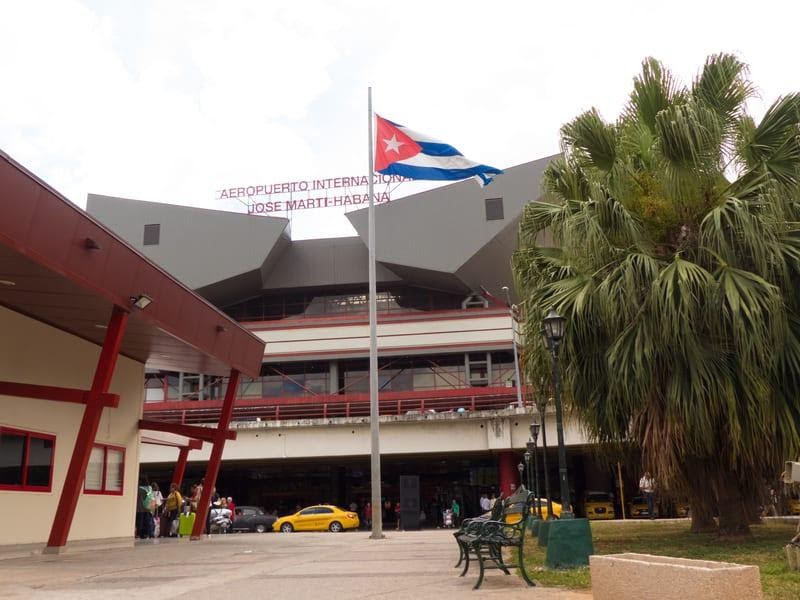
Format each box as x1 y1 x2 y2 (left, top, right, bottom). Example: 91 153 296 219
692 53 754 130
626 57 686 133
561 109 618 173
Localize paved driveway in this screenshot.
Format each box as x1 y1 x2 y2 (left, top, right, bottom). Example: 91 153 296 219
0 530 590 599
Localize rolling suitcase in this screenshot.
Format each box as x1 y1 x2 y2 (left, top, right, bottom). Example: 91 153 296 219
160 514 172 537
178 512 196 537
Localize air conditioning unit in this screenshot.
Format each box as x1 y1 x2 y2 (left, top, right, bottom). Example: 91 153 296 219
784 461 800 483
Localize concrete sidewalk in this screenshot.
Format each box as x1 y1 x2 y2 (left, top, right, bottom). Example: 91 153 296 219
0 530 591 599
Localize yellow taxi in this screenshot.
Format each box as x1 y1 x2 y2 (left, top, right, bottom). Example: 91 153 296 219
273 504 360 533
628 496 657 518
788 497 800 516
584 491 616 520
673 499 690 518
530 498 563 520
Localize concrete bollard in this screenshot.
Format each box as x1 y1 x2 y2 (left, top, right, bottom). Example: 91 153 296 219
786 544 800 571
590 553 762 600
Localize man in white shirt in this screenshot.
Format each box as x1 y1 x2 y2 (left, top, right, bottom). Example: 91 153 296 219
639 472 656 519
479 494 491 513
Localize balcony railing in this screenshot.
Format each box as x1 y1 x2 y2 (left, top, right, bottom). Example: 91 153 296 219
141 386 525 424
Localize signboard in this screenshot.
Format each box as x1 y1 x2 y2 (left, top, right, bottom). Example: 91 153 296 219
216 174 408 215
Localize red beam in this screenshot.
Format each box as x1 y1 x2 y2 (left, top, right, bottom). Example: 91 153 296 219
46 305 128 551
140 437 203 450
172 447 191 489
138 419 236 441
0 382 119 407
191 369 240 540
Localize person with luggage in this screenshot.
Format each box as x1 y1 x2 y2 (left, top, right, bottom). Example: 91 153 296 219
136 478 156 538
162 483 183 537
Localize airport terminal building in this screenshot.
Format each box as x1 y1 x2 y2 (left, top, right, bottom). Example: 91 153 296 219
87 156 620 521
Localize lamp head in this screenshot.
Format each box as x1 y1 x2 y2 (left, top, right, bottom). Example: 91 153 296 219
130 294 153 310
524 450 531 463
542 308 566 343
517 462 524 475
530 422 541 439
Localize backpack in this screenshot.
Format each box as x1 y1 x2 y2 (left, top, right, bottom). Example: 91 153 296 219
140 486 155 512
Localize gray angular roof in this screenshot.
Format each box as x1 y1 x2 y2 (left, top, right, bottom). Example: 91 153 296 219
87 193 290 294
86 155 556 304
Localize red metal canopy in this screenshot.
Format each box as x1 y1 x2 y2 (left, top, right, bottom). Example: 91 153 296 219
0 150 264 377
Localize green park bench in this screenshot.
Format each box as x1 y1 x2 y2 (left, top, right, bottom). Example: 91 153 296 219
453 493 504 569
456 488 537 590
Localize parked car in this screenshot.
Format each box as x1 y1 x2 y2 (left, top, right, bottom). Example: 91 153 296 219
273 505 360 533
528 498 563 520
628 495 658 518
672 499 690 518
232 506 277 533
788 497 800 516
584 491 616 520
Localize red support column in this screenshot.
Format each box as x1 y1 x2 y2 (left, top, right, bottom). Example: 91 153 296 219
498 451 519 497
172 447 190 489
191 369 240 540
45 306 129 552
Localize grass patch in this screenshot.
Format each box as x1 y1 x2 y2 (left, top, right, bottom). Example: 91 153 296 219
522 520 800 600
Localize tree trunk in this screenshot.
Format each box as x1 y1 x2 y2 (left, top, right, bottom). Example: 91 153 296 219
716 475 751 538
690 497 717 533
685 462 717 533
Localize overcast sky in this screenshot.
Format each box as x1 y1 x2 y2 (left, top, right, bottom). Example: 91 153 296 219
2 1 798 239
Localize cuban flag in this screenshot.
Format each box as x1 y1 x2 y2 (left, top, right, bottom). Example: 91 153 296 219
374 115 503 186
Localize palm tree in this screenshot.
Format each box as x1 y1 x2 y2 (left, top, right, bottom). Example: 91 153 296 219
513 54 800 535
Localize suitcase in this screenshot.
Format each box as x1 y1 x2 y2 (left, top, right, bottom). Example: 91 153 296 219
178 512 196 537
160 514 172 537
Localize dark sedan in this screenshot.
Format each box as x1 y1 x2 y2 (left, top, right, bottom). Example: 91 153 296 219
232 506 277 533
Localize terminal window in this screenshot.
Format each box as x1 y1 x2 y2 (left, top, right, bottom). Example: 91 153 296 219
485 197 504 221
0 427 55 492
143 223 161 245
84 444 125 495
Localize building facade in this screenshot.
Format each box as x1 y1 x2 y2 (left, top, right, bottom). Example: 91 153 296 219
87 156 622 522
0 151 264 551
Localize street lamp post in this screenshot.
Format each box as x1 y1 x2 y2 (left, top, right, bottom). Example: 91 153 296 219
542 309 573 519
502 286 524 408
517 461 525 491
523 450 532 495
529 423 542 519
537 381 553 519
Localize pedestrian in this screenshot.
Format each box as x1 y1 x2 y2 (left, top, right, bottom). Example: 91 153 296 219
394 501 401 530
136 477 155 538
383 499 392 525
163 483 183 537
451 498 461 527
191 480 203 512
639 471 656 519
227 496 236 520
150 481 164 516
349 500 358 513
479 494 491 513
489 493 497 509
363 501 372 529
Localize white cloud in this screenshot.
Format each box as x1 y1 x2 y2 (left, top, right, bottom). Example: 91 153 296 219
2 0 799 239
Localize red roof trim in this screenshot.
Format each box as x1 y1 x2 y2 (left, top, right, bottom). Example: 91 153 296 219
0 151 264 377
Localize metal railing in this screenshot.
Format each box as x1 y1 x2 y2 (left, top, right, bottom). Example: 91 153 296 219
142 387 525 424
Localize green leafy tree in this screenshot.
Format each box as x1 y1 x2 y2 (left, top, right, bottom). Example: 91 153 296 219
513 54 800 535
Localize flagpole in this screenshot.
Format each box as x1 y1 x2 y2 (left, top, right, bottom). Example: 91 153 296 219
367 86 384 540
